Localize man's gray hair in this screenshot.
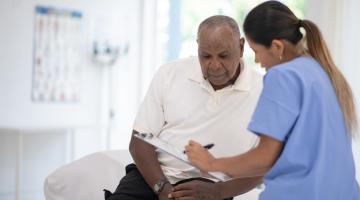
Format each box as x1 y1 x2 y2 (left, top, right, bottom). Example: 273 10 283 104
197 15 241 38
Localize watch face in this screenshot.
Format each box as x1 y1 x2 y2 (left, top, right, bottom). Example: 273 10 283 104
154 183 161 193
153 180 169 194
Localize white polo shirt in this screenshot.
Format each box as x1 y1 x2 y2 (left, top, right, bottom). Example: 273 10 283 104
133 57 263 183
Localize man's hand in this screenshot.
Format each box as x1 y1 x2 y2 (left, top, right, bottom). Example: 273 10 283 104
159 183 174 200
168 180 222 200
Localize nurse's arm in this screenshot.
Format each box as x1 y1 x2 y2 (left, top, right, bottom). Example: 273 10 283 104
214 135 283 178
187 135 283 178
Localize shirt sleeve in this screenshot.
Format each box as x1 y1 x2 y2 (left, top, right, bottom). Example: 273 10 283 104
133 67 167 136
248 68 302 142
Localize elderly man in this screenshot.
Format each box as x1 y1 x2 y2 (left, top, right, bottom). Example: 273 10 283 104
105 15 263 200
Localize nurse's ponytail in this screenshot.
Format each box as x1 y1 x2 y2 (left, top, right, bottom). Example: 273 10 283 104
300 20 358 136
244 1 358 136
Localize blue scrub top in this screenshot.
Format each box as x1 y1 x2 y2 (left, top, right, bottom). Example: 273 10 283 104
248 57 360 200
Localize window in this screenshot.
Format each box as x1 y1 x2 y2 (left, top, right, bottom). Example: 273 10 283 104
156 0 306 72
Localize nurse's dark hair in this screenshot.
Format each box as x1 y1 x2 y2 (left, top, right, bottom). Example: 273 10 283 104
244 1 357 136
198 15 240 39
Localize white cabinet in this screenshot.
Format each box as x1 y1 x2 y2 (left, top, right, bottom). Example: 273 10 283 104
0 127 106 200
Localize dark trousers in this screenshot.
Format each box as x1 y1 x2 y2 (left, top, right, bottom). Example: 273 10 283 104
104 163 233 200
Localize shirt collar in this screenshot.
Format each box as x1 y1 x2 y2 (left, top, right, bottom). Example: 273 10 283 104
188 58 252 92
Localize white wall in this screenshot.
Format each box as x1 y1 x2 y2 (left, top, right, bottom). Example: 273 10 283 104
0 0 142 199
340 0 360 184
0 1 101 128
108 0 161 150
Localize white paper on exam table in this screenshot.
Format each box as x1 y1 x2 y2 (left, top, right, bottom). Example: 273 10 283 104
134 133 231 181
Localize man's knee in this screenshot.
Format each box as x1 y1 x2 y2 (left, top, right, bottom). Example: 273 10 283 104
105 164 157 200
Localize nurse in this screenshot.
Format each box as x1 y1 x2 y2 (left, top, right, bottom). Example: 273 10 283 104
181 1 360 199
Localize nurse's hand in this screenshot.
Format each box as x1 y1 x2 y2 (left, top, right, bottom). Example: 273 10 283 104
185 140 215 171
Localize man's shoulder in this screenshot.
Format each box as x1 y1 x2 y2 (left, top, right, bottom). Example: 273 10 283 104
159 56 200 74
243 65 264 86
248 67 264 81
152 57 200 85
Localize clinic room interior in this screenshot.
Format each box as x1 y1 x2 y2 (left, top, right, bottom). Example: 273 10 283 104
0 0 359 200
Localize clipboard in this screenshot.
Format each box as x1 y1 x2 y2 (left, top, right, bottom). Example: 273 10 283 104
134 132 231 181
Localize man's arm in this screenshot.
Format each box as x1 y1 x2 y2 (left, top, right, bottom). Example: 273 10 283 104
129 130 172 199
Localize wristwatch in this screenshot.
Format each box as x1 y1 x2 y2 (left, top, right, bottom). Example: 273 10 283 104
153 179 170 195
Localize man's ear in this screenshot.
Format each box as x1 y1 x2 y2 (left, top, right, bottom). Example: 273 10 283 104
270 39 284 60
239 37 245 57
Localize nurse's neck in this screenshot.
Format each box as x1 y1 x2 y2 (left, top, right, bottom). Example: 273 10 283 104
281 41 303 63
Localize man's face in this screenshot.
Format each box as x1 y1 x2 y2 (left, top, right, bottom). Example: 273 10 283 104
197 26 244 89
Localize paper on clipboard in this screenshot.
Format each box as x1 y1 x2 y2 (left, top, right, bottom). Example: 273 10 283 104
134 133 231 181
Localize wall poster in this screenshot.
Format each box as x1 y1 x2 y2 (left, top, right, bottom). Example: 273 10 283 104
32 6 83 102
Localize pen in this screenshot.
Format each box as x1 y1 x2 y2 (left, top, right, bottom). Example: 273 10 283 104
183 143 215 154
